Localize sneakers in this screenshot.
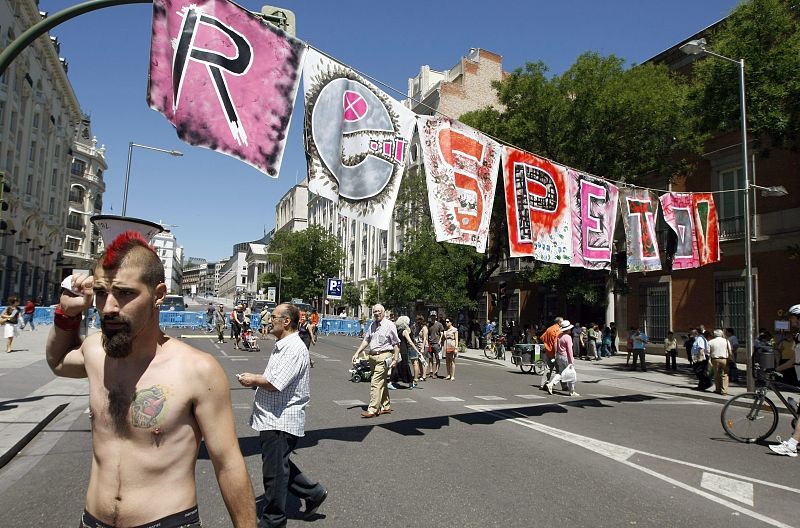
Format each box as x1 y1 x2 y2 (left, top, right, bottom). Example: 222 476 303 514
769 441 798 457
569 391 580 397
545 382 553 395
387 383 397 390
304 489 328 519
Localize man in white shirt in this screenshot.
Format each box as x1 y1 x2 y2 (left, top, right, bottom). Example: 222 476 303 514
351 304 400 418
238 303 327 526
707 329 731 395
691 328 712 391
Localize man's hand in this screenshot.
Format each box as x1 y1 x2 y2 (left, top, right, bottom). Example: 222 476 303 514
60 274 94 317
236 372 260 388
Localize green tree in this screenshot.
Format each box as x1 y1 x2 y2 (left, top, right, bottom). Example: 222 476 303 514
689 0 800 146
267 225 345 305
341 282 361 310
257 272 278 291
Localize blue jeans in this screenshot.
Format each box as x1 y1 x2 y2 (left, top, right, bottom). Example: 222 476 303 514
21 313 34 330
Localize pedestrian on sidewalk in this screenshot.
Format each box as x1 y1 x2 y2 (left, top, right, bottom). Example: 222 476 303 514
237 303 328 525
19 298 36 331
443 317 459 381
231 303 245 350
664 331 678 370
46 231 255 527
708 329 731 395
205 302 214 332
691 328 712 391
214 303 227 343
573 322 585 360
539 317 563 390
390 315 417 389
609 322 618 355
629 327 649 372
351 304 400 418
724 327 741 384
412 315 429 383
428 315 444 378
546 319 579 396
1 296 20 353
587 323 600 360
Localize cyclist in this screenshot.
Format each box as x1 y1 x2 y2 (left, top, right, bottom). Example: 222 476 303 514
770 304 800 457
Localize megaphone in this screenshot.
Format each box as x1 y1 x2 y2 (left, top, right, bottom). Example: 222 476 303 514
90 214 164 246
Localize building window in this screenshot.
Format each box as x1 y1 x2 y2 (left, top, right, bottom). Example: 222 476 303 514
32 113 39 129
717 167 745 239
29 141 36 161
639 283 669 341
715 278 746 343
65 237 80 252
69 186 84 203
71 158 86 176
25 174 32 194
67 212 83 231
49 197 54 214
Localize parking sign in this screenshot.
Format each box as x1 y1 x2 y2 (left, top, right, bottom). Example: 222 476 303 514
326 278 343 300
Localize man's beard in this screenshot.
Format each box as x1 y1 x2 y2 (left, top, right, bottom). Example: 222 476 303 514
101 316 134 358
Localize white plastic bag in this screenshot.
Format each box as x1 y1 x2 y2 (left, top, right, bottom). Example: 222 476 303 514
560 364 577 384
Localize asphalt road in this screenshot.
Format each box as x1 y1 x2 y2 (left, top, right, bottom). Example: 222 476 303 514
1 329 798 527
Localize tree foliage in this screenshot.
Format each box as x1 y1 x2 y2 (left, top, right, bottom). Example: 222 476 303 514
689 0 800 147
341 282 361 310
257 272 278 291
267 225 345 304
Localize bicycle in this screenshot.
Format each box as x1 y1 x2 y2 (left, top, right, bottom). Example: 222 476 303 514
483 334 507 360
720 365 799 443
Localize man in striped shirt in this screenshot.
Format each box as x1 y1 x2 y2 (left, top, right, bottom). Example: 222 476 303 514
351 303 401 418
238 303 327 527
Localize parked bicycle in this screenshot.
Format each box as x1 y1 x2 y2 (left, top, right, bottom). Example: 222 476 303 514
720 365 799 443
483 333 507 360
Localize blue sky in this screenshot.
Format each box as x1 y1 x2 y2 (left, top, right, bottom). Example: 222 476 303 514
43 0 740 261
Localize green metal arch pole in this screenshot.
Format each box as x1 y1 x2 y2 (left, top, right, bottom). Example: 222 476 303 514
0 0 152 77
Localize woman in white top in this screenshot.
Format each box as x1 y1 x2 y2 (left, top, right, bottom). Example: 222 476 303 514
2 296 20 353
443 318 459 381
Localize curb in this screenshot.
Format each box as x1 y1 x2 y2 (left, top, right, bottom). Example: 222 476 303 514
0 403 67 470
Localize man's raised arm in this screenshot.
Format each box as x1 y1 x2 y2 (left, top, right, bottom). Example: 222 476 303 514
46 274 93 378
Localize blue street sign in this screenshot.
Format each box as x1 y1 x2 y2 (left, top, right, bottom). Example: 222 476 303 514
326 278 343 300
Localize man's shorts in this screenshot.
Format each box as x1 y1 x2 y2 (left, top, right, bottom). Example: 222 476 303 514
80 506 201 528
430 343 442 360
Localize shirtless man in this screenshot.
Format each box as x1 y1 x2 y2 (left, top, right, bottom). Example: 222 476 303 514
46 231 256 528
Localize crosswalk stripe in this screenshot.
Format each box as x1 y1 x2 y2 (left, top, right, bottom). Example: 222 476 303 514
515 394 545 399
391 397 416 403
334 399 366 406
432 396 465 402
230 358 249 362
475 396 507 401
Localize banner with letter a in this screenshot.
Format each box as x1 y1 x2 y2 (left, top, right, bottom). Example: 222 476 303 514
418 117 501 253
659 193 699 269
619 188 662 273
568 169 619 270
303 49 416 230
692 192 721 266
148 0 306 177
502 148 572 263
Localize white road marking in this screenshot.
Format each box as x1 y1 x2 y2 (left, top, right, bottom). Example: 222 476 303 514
310 351 329 359
475 396 507 401
635 400 711 406
232 404 251 410
467 405 800 528
334 399 366 406
701 472 754 506
515 394 545 400
323 359 341 362
391 398 416 403
587 394 612 398
230 358 248 362
432 396 465 402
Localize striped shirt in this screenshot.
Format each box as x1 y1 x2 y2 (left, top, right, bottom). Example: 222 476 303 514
249 331 310 437
364 319 400 352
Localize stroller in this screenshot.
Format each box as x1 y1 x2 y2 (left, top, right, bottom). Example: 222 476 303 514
349 359 372 383
241 329 260 352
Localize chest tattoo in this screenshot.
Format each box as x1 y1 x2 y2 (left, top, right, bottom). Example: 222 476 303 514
131 386 169 429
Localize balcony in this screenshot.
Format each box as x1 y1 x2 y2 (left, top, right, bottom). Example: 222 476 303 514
719 216 745 241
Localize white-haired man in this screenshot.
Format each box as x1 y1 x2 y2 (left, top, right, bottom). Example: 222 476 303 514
352 304 400 418
707 329 731 395
770 304 800 457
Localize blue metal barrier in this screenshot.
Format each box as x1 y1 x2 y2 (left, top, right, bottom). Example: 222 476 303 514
33 306 55 326
159 311 206 329
319 317 363 337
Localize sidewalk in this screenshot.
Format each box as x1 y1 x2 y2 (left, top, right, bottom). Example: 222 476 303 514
0 325 89 469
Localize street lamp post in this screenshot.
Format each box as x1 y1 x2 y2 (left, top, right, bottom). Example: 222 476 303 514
680 38 756 390
122 142 183 216
265 252 283 303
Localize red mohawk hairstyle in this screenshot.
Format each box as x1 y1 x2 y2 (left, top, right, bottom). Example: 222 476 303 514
98 231 165 288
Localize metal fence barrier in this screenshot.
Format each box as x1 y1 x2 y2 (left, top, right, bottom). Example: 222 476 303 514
319 317 363 336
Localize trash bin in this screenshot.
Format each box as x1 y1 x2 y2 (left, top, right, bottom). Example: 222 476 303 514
514 344 535 364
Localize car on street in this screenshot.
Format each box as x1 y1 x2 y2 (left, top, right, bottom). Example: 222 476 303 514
160 294 188 311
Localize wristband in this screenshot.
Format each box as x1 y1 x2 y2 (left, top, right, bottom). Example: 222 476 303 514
54 305 82 330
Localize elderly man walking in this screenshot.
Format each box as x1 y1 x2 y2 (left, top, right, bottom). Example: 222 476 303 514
352 304 400 418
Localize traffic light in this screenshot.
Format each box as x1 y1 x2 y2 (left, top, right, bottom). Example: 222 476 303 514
499 281 509 310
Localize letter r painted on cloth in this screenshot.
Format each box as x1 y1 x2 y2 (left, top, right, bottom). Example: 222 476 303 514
580 180 610 261
172 6 253 146
627 198 658 259
438 129 485 232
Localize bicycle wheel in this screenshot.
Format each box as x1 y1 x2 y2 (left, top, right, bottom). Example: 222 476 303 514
532 360 547 376
483 344 495 359
520 362 534 373
721 392 779 443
